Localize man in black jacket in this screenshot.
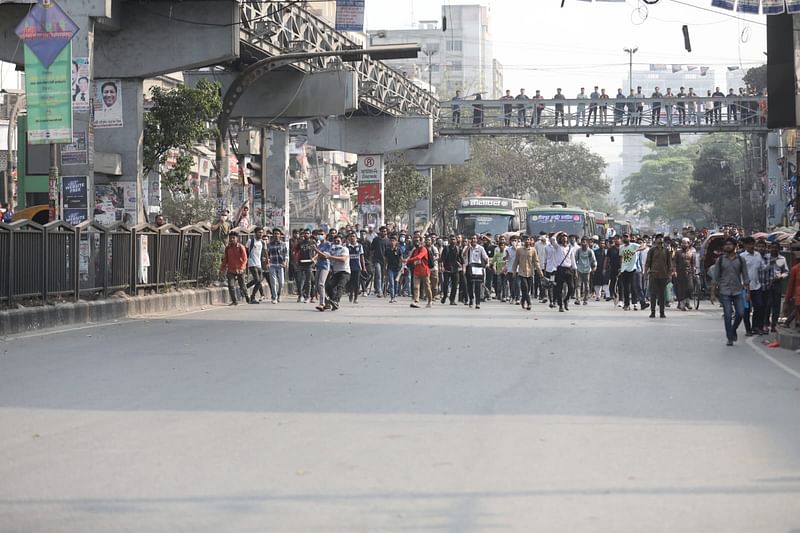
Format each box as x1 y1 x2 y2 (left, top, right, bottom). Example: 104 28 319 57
440 235 463 305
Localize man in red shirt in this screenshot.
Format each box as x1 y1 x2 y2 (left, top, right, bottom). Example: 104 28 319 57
405 237 432 308
220 233 249 305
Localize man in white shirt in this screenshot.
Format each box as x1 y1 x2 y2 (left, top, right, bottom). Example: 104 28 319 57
534 234 548 302
740 237 766 336
245 227 266 303
462 234 489 309
504 236 520 304
549 232 576 312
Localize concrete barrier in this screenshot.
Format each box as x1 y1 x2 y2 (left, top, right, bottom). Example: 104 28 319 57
0 287 230 337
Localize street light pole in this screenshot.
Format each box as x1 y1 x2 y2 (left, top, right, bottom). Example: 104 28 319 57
623 46 638 92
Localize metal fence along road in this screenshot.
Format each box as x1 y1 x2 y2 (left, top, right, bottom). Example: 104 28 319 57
0 220 239 306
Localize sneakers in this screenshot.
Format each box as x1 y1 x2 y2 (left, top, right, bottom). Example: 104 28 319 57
425 303 432 308
302 298 308 304
271 299 277 304
617 302 624 308
623 306 630 311
726 339 734 346
559 305 564 312
633 304 639 311
583 301 588 306
410 302 420 308
574 300 581 306
641 302 650 311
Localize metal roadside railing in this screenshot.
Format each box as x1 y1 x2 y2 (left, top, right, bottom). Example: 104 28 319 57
0 221 232 306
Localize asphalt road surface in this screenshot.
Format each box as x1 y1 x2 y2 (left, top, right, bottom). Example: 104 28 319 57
1 297 800 532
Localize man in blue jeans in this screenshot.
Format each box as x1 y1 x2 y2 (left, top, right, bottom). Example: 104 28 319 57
370 226 390 297
710 237 751 346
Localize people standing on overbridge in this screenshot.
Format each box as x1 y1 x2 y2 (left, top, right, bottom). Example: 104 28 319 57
712 86 725 123
501 89 514 127
451 90 462 126
710 237 750 346
588 86 600 125
645 234 673 319
553 88 566 126
650 86 662 125
664 87 674 125
599 88 610 124
472 93 483 128
532 89 545 127
634 86 645 125
626 89 637 125
576 87 588 126
677 87 687 124
515 88 529 126
614 88 626 125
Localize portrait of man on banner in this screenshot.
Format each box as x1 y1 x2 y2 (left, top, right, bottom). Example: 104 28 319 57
93 79 123 128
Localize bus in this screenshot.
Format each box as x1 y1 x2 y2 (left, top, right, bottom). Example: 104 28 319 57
527 203 596 238
455 197 527 236
614 220 633 236
593 211 610 239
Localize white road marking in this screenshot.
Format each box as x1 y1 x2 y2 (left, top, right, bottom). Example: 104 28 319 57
746 336 800 380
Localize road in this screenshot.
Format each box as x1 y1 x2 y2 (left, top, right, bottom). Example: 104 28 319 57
1 297 799 532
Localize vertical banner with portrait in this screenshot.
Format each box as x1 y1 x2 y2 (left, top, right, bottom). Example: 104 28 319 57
71 57 90 113
93 79 123 128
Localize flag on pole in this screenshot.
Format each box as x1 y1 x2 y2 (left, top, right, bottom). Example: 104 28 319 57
762 0 786 14
711 0 735 9
687 66 698 71
736 0 761 12
672 64 682 73
700 66 710 76
650 64 668 71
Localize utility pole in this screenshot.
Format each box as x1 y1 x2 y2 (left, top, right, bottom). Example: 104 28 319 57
623 46 638 92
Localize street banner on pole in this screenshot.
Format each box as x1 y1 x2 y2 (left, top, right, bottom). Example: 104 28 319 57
15 0 79 68
335 0 365 32
24 43 73 144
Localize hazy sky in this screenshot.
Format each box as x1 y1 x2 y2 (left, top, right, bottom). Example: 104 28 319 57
364 0 767 95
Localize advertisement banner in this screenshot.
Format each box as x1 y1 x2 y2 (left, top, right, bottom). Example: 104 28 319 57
93 79 123 128
61 131 88 165
335 0 365 31
62 175 87 208
25 43 73 144
15 0 79 68
71 56 90 113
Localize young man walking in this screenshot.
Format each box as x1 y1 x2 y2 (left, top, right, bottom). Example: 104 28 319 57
267 228 288 304
406 237 433 308
245 227 266 303
710 237 750 346
220 233 249 305
550 232 576 312
645 234 672 319
462 234 489 309
575 237 597 305
512 236 544 311
440 235 462 305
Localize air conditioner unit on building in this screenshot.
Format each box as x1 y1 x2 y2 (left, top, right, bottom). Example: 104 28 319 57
237 129 261 155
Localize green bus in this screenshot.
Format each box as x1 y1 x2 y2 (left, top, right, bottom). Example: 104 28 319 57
455 197 527 236
527 203 596 238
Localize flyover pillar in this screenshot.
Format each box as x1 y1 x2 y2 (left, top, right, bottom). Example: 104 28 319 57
306 115 434 229
265 129 290 231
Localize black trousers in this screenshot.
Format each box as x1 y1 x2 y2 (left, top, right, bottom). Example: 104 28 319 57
226 272 247 303
763 284 783 329
533 272 541 299
458 271 469 303
329 271 350 304
247 266 265 299
467 275 483 306
608 269 620 299
519 276 532 307
347 269 361 299
554 267 575 306
441 271 459 303
649 277 668 316
619 270 635 307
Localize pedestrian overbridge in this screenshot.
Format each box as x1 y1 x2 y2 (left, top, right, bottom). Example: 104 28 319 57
238 1 438 118
436 96 768 138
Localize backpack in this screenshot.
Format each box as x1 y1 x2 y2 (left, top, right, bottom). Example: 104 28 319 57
712 253 744 283
426 246 436 268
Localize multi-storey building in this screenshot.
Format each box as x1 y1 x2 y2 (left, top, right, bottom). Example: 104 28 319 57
368 4 501 99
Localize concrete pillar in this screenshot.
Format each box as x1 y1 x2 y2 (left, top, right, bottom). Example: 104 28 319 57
356 154 385 228
70 16 95 224
767 131 786 228
93 78 144 223
266 129 290 231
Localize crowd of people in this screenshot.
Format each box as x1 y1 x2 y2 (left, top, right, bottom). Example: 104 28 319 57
450 85 768 128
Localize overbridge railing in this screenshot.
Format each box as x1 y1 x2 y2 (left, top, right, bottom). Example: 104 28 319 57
437 96 768 133
238 1 439 118
0 222 243 306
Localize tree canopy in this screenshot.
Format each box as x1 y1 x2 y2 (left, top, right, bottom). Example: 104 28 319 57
143 79 222 196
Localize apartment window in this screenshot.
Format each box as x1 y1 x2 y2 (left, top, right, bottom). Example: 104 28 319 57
450 61 463 72
446 40 463 52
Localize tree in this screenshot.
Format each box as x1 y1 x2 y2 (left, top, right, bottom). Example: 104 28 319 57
383 156 429 223
622 146 706 227
143 79 222 196
743 64 767 92
690 134 761 229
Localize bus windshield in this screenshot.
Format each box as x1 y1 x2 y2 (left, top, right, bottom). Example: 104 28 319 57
457 214 512 236
527 212 585 236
